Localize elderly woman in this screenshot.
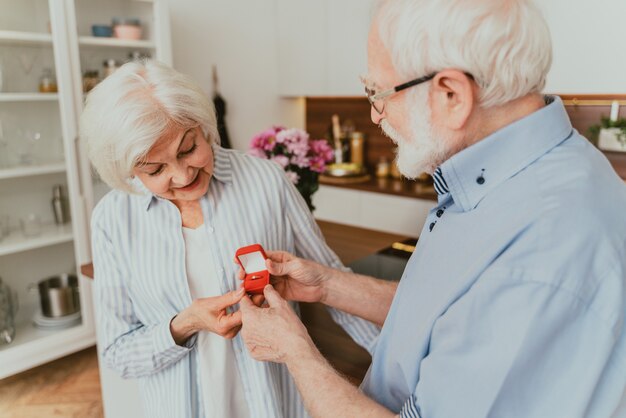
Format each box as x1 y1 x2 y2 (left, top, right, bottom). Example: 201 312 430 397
81 61 378 418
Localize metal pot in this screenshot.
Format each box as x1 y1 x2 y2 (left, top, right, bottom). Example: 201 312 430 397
31 274 80 318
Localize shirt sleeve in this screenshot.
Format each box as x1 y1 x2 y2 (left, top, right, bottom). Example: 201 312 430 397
400 269 622 418
279 170 381 353
91 205 196 379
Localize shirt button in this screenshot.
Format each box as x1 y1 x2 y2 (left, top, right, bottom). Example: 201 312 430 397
429 222 436 231
436 209 444 217
207 226 215 234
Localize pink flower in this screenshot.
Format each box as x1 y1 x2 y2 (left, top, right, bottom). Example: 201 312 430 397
271 155 289 168
310 139 334 162
285 170 300 185
290 154 310 168
309 156 327 173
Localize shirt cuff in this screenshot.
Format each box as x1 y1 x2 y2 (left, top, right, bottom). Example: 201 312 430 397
153 317 197 359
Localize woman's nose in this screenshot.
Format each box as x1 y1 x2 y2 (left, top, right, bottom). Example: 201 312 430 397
171 162 195 187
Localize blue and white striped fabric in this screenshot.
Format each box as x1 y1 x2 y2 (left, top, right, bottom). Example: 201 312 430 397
431 167 448 196
91 144 381 418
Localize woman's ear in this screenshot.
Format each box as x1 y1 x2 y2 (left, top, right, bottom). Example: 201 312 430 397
430 70 476 131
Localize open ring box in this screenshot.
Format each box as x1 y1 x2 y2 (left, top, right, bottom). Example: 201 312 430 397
235 244 269 295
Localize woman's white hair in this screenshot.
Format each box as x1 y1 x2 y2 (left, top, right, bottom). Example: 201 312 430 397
80 60 219 193
374 0 553 108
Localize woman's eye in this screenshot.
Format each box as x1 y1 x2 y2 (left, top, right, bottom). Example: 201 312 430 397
178 142 197 158
149 165 164 176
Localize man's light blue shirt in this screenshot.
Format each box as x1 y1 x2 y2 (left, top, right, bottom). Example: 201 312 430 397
360 97 626 418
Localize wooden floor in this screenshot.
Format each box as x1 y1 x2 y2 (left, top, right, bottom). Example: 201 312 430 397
0 220 407 417
0 346 103 418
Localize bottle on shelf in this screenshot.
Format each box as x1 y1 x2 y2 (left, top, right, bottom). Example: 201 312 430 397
39 68 57 93
52 184 69 225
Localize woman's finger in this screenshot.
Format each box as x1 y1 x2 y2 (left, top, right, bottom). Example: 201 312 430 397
218 310 242 333
214 288 245 310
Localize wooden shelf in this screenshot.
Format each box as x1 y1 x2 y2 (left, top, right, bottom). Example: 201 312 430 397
0 223 73 257
320 176 438 201
0 163 66 180
0 30 53 46
0 319 95 380
0 93 59 102
78 36 155 49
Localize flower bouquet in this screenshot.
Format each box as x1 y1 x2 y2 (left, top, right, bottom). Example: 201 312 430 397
249 126 333 211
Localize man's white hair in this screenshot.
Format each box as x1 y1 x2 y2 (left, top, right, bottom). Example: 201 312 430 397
80 60 219 193
374 0 552 108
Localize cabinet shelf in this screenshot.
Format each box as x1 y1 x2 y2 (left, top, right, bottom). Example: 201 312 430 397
0 30 53 46
0 319 95 379
0 223 73 257
0 163 66 180
0 93 59 102
78 36 155 49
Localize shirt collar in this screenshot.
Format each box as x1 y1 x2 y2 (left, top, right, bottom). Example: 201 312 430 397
438 95 573 212
140 143 233 211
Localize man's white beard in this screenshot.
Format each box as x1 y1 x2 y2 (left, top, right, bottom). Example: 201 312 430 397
380 86 449 178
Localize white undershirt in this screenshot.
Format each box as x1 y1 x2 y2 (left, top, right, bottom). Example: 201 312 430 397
182 226 249 418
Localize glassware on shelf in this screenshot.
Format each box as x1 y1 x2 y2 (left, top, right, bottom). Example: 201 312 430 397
39 68 58 93
0 277 18 345
20 214 42 237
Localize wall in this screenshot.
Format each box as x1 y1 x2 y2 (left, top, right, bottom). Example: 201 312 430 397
166 0 305 151
540 0 626 93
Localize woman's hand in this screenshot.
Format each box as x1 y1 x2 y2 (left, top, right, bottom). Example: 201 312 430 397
237 251 332 304
170 288 245 346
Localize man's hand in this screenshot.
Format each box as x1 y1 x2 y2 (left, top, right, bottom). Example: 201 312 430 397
237 250 332 304
239 284 316 364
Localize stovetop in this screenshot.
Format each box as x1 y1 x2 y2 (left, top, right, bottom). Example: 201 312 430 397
347 238 417 282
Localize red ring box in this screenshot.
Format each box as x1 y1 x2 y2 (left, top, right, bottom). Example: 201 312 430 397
235 244 269 294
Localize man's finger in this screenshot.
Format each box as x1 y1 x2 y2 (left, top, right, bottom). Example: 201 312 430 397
265 250 293 264
266 257 296 277
263 284 285 307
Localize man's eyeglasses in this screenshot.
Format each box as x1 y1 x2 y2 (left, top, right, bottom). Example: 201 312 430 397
364 73 437 115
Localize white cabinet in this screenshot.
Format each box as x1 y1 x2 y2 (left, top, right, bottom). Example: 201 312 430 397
0 0 95 379
313 185 433 236
0 0 170 399
276 0 374 97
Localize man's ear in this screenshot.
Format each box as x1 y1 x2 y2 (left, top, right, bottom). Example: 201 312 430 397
430 70 476 131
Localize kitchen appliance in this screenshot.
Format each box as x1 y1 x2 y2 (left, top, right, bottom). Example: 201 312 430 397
348 238 417 281
0 277 18 344
31 274 80 318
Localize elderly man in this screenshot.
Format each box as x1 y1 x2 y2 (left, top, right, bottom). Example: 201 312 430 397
239 0 626 417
